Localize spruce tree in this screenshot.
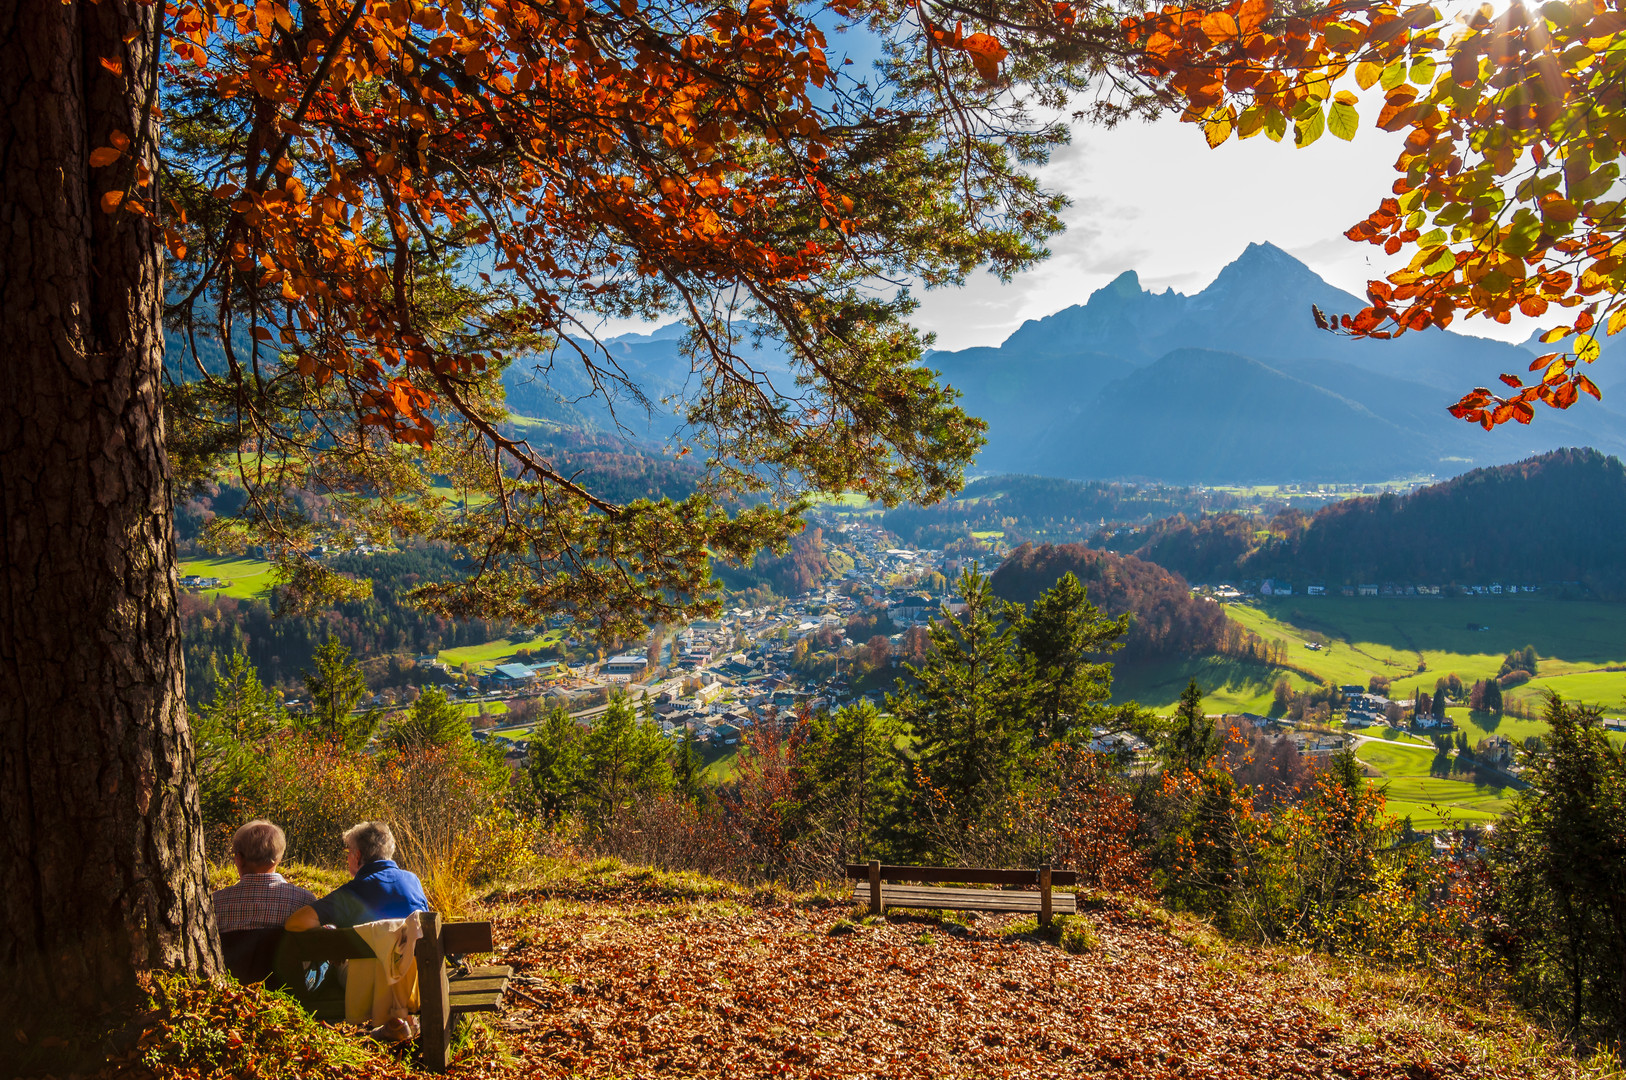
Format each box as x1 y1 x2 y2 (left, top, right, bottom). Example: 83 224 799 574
798 701 904 864
1015 571 1130 744
300 635 378 750
386 686 472 751
580 695 672 824
1165 679 1221 774
887 568 1028 832
525 706 584 821
1491 696 1626 1038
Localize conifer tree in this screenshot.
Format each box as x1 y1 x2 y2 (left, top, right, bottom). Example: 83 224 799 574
196 651 286 744
798 702 904 864
385 686 472 752
525 706 584 822
580 695 672 825
888 569 1027 832
1165 679 1221 775
300 635 378 751
1015 571 1130 744
671 725 707 806
1491 695 1626 1038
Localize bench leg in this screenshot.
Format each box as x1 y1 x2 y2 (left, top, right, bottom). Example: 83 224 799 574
1040 864 1053 928
417 911 453 1072
868 860 882 917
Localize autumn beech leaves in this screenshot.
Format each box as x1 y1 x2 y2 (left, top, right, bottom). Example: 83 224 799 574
1124 0 1626 428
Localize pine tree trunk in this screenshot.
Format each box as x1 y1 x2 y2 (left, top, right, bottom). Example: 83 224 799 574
0 0 219 1027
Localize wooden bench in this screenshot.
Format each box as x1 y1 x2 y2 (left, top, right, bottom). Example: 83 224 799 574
843 862 1079 925
277 911 510 1071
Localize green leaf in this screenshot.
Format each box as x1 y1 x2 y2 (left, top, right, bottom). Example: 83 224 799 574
1409 55 1436 85
1380 60 1408 91
1263 108 1287 142
1424 247 1456 275
1328 100 1359 141
1294 106 1326 148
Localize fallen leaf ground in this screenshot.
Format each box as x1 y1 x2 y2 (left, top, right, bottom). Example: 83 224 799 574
450 863 1607 1080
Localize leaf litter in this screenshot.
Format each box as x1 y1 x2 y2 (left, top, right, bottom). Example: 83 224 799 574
460 876 1599 1080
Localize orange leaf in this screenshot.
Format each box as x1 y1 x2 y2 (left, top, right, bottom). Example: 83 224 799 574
100 190 123 213
100 56 123 76
1237 0 1269 35
89 146 122 168
961 32 1007 81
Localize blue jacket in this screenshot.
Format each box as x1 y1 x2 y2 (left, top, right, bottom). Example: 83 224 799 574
311 859 429 927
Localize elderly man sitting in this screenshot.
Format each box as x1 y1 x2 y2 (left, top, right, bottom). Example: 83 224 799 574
285 821 430 1040
285 820 428 931
213 820 317 983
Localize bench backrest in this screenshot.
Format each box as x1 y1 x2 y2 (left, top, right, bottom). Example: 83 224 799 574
277 917 493 962
842 863 1079 887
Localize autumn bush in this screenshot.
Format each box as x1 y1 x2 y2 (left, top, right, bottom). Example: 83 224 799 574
122 971 411 1080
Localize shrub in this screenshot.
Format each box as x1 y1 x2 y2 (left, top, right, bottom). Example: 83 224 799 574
126 971 411 1080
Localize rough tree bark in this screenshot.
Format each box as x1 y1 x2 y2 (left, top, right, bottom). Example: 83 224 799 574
0 0 219 1030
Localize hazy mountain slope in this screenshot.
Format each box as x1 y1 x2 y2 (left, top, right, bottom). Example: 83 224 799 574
930 243 1626 481
1024 349 1437 483
500 322 793 443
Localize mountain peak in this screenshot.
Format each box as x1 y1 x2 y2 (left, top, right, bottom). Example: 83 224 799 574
1095 269 1143 302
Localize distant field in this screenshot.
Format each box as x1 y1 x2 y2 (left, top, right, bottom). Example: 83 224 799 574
1352 738 1513 829
179 556 278 600
1221 596 1626 713
1112 595 1626 830
1112 655 1287 715
439 631 568 672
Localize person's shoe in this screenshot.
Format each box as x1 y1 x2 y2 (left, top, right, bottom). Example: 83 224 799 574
380 1017 413 1044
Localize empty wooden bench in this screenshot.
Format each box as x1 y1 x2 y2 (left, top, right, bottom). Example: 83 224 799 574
277 911 510 1071
844 862 1079 925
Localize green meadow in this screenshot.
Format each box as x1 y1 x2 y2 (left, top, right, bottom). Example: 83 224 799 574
1352 738 1512 829
179 556 278 600
1115 595 1626 830
438 630 569 672
1220 596 1626 714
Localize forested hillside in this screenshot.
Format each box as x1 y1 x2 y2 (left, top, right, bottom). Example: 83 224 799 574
990 543 1229 659
1114 449 1626 595
881 475 1244 548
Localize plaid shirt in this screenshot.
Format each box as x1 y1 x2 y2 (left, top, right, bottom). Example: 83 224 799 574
213 872 317 933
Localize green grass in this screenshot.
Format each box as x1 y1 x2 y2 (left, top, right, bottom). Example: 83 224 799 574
179 556 278 600
1131 595 1626 712
1353 732 1514 829
438 631 567 672
1113 596 1626 831
1112 654 1302 714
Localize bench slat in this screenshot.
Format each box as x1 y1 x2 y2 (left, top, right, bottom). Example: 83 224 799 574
843 864 1078 887
446 976 509 993
456 964 513 980
441 921 494 955
448 990 503 1013
278 928 374 961
853 883 1079 914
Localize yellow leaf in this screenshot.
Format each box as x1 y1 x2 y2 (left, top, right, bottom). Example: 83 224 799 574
1203 110 1234 147
1355 61 1383 89
1576 332 1601 361
1607 309 1626 336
